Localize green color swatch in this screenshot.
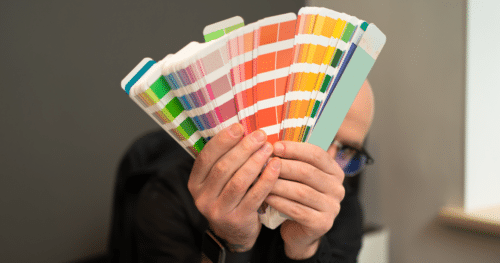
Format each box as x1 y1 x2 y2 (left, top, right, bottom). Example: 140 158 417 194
341 23 356 43
303 126 311 142
204 30 225 42
330 50 343 68
320 75 331 93
225 22 244 34
145 88 160 104
163 97 183 121
193 137 206 152
179 117 197 138
311 101 321 118
150 77 171 99
204 22 244 42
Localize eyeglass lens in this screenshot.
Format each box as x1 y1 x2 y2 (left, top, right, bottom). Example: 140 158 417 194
335 148 368 176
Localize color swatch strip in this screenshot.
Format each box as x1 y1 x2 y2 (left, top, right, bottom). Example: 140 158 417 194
204 16 245 42
253 13 297 144
120 7 385 160
121 58 206 157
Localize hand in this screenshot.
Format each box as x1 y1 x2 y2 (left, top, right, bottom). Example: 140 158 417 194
187 123 281 252
266 141 345 260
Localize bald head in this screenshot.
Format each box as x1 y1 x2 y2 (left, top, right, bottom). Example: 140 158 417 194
327 80 374 156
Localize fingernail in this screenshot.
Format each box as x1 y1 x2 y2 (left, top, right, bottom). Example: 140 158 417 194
229 124 243 137
274 142 284 155
253 130 266 142
259 143 272 154
271 158 281 170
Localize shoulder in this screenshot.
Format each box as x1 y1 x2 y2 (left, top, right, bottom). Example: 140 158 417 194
125 130 188 164
124 129 196 207
129 129 203 229
120 130 194 175
117 129 195 197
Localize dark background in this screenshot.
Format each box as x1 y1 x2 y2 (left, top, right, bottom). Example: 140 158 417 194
0 1 304 262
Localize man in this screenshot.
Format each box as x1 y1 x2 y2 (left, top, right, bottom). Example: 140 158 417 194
116 80 374 262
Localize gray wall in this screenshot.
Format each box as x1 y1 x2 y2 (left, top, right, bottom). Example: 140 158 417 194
0 1 303 262
309 0 500 262
3 0 500 262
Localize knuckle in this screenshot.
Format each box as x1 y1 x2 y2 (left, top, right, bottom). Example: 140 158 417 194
312 167 324 181
288 204 304 219
227 216 242 228
295 187 308 201
325 149 335 163
207 205 221 221
332 202 341 217
187 180 195 195
297 164 307 176
194 198 202 210
338 168 345 182
337 185 346 200
220 129 235 143
228 177 247 194
254 147 269 161
246 189 260 204
311 149 324 163
250 154 266 169
298 163 313 176
241 137 256 152
194 197 208 215
319 216 334 233
313 192 323 206
248 156 261 170
331 162 345 180
213 160 229 175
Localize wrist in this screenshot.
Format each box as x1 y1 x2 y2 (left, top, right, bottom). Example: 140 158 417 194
283 238 320 260
209 223 259 253
210 228 256 253
203 229 254 263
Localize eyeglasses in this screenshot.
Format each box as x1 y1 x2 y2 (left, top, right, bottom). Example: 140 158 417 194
332 140 374 177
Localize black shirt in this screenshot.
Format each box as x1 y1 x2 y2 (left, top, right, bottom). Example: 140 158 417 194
110 130 363 263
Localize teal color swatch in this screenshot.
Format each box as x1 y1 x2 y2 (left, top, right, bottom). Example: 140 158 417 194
308 48 375 151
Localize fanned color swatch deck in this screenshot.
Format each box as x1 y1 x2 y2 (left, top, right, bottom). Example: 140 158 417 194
120 6 386 229
121 7 385 158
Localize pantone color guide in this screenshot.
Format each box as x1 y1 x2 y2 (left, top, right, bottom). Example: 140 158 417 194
121 6 386 157
120 6 385 228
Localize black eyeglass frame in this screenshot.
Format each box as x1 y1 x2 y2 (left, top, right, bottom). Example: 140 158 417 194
332 140 374 175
